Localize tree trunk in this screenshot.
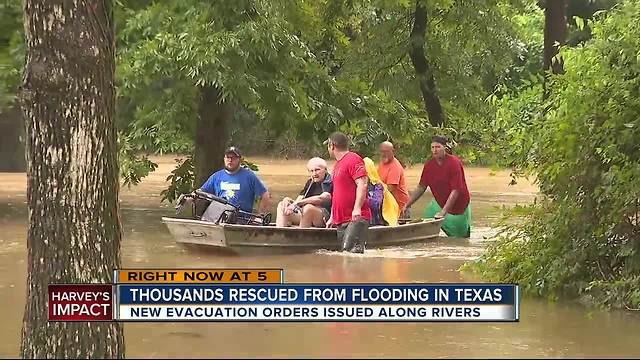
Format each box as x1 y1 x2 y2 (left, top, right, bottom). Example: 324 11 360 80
20 1 124 358
409 1 445 127
194 85 231 189
541 0 568 101
542 0 568 75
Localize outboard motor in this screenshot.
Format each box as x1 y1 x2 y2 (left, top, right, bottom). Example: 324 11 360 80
175 190 272 226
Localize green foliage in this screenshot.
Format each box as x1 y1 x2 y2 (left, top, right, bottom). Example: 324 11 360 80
0 0 23 111
472 0 640 310
486 77 544 171
116 0 366 168
118 133 158 188
117 0 477 179
567 0 620 46
160 157 195 204
118 0 342 137
241 159 259 172
116 78 196 154
326 0 543 165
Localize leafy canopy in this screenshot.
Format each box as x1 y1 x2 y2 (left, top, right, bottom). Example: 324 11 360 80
473 0 640 309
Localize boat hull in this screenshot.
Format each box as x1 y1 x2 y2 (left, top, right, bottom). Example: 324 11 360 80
161 217 444 251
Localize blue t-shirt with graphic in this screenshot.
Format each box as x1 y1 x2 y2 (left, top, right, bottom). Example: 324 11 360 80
200 167 268 213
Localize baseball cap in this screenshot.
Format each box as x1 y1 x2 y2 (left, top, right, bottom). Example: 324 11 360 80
224 146 242 158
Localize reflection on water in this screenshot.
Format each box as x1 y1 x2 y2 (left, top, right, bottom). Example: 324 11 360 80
317 227 495 261
1 204 640 358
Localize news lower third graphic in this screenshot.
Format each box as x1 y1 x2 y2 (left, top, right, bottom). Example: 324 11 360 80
48 269 519 322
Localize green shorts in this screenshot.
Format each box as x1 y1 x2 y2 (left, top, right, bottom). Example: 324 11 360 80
423 200 472 238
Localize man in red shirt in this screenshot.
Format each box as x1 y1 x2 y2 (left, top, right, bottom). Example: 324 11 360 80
325 132 371 253
404 135 472 238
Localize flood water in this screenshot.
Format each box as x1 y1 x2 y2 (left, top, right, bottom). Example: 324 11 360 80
1 157 639 358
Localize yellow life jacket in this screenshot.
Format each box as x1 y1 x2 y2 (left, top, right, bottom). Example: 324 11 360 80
363 157 399 226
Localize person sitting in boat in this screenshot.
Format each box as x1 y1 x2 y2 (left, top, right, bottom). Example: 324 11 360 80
275 157 332 228
363 157 399 226
197 146 271 222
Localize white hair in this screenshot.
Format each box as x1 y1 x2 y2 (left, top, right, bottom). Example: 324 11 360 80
307 157 327 169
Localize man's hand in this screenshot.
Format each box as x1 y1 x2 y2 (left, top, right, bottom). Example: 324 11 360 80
326 218 333 228
400 204 411 219
438 190 459 219
351 208 362 222
284 203 297 216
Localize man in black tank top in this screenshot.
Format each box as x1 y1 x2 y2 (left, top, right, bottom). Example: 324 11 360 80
275 157 333 228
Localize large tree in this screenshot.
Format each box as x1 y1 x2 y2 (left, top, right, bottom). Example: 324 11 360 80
20 0 124 357
118 0 351 190
539 0 568 101
330 0 533 154
115 0 540 189
408 0 445 127
194 85 230 188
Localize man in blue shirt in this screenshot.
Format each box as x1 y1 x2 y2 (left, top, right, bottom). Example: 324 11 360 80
199 146 271 214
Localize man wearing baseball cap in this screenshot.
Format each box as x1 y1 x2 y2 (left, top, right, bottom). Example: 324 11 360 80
404 135 472 238
199 146 271 215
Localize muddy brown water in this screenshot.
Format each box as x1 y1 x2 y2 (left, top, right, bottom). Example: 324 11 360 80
1 157 639 358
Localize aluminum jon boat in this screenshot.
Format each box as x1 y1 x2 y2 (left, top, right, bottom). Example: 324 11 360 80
161 216 444 251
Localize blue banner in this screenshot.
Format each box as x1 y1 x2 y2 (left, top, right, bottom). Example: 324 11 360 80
117 284 517 305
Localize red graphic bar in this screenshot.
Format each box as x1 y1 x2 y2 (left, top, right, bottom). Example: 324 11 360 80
48 284 113 321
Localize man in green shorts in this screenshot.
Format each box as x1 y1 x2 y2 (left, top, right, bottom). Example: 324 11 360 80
404 135 472 238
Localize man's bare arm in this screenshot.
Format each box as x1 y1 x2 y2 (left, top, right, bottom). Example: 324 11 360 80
283 195 303 204
353 177 368 217
405 185 427 209
438 189 459 217
258 191 271 213
296 192 331 207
